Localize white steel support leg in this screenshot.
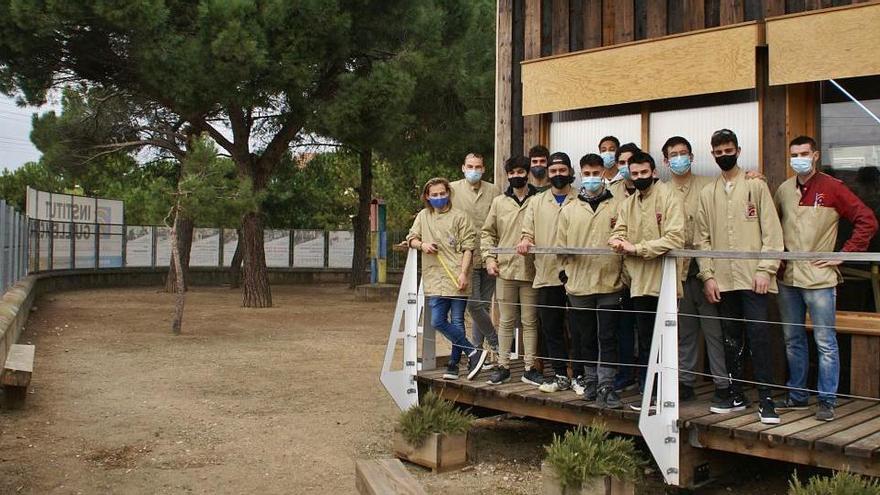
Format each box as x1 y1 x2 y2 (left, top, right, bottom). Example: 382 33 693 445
380 248 420 410
638 256 680 486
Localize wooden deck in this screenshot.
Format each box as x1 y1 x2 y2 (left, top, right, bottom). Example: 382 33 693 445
416 360 880 485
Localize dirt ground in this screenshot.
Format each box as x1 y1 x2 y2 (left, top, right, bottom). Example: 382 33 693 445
0 284 825 494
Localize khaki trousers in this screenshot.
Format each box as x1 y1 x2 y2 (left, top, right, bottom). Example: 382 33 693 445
495 277 539 369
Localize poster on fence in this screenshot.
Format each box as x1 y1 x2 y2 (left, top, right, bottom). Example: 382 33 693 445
265 230 290 267
328 230 354 268
222 230 238 266
126 226 153 267
155 228 171 266
26 187 124 225
293 230 324 267
190 228 220 266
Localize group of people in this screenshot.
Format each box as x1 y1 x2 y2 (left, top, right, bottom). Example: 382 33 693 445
405 129 878 425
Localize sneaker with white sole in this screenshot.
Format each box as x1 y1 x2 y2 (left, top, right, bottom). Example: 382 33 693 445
816 402 835 422
538 375 571 393
486 366 511 385
597 385 622 409
466 350 488 380
758 397 780 424
710 393 748 414
442 363 458 380
521 368 543 386
571 376 586 396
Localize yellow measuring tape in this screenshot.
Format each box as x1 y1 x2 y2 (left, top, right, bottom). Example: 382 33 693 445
434 251 460 287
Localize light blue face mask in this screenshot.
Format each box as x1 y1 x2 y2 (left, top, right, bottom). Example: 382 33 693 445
464 170 483 184
790 156 813 175
600 151 616 169
581 176 604 194
618 165 631 181
669 155 692 176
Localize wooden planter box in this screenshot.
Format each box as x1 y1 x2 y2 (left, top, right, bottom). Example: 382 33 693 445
542 462 636 495
392 431 467 473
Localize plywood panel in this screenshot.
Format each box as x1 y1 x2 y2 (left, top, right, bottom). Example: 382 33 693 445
521 23 759 115
495 0 514 184
767 3 880 85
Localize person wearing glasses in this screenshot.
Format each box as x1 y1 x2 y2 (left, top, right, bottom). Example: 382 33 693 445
695 128 784 424
407 177 488 381
774 135 878 422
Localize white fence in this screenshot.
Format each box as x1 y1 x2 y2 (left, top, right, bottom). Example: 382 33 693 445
0 200 29 293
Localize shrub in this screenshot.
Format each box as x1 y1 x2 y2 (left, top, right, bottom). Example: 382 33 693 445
789 471 880 495
545 424 644 488
396 391 475 447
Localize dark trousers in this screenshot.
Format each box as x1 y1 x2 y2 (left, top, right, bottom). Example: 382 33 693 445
568 292 622 386
718 290 775 398
615 290 637 387
632 295 659 387
537 285 571 376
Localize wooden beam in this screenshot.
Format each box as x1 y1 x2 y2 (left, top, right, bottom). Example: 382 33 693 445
602 0 616 46
720 0 745 24
850 335 880 398
521 23 760 115
552 0 570 54
355 459 427 495
523 0 542 155
495 0 514 186
1 344 34 388
614 0 636 43
645 0 667 39
767 2 880 85
685 0 706 30
582 0 603 49
765 0 786 17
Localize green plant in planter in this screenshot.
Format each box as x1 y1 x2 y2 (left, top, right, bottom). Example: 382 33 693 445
396 391 475 447
545 424 644 488
789 471 880 495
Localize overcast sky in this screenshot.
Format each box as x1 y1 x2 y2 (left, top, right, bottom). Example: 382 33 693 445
0 94 59 171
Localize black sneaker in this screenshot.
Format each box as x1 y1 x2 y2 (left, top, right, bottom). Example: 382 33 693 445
521 368 543 386
777 397 809 411
487 367 511 385
584 381 598 401
758 397 780 424
680 385 696 402
816 402 835 422
466 350 488 380
442 363 459 380
597 385 622 409
712 387 730 404
709 393 748 414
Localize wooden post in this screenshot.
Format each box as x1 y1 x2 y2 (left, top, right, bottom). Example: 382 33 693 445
495 0 514 188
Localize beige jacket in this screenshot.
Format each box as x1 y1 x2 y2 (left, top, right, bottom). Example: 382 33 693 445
521 188 579 288
406 207 475 297
556 190 625 296
450 179 500 269
695 167 783 293
610 181 685 297
669 174 715 281
481 186 538 282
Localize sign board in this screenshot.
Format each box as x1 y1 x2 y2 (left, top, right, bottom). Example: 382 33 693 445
26 187 124 225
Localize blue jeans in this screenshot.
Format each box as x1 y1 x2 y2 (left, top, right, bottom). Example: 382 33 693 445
778 283 839 406
429 296 473 366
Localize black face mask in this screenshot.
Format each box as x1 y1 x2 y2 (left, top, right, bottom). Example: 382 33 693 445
549 174 573 189
633 177 654 191
508 176 528 189
531 166 547 179
715 154 738 171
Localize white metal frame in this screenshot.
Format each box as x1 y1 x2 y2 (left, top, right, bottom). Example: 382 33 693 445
379 248 421 410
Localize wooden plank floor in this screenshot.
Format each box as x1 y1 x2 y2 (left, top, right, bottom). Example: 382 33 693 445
417 361 880 477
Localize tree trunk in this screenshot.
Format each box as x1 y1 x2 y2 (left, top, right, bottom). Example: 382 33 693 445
170 206 186 335
165 215 194 292
229 228 243 289
350 148 373 289
241 211 272 307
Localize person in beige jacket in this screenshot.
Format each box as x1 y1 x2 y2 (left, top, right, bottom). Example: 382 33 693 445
516 152 579 392
450 153 501 358
696 128 784 424
481 156 540 386
609 150 685 406
557 153 626 409
407 177 487 381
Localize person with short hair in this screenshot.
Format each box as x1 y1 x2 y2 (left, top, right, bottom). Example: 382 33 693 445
661 136 729 404
517 152 578 392
528 145 551 191
482 156 540 385
599 136 621 182
557 153 626 408
774 135 878 422
450 153 501 360
696 128 784 424
609 142 640 198
407 178 487 381
609 151 685 410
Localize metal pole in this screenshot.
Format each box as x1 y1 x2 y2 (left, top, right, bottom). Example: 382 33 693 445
121 223 127 267
11 211 19 283
69 220 75 269
47 220 54 271
94 222 100 269
378 200 387 284
0 200 7 291
218 228 224 267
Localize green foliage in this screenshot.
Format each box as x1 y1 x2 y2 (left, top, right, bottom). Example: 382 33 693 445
544 425 644 488
396 391 474 447
789 471 880 495
0 161 65 210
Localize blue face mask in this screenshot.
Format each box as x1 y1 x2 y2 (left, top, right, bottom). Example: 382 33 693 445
464 170 483 184
429 197 449 210
581 176 604 194
669 155 692 176
790 156 813 175
600 151 616 169
618 165 631 181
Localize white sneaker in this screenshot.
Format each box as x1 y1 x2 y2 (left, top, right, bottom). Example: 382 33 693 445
539 375 571 393
571 376 586 396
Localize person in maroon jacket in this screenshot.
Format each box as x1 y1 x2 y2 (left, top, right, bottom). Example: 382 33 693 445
774 135 878 421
